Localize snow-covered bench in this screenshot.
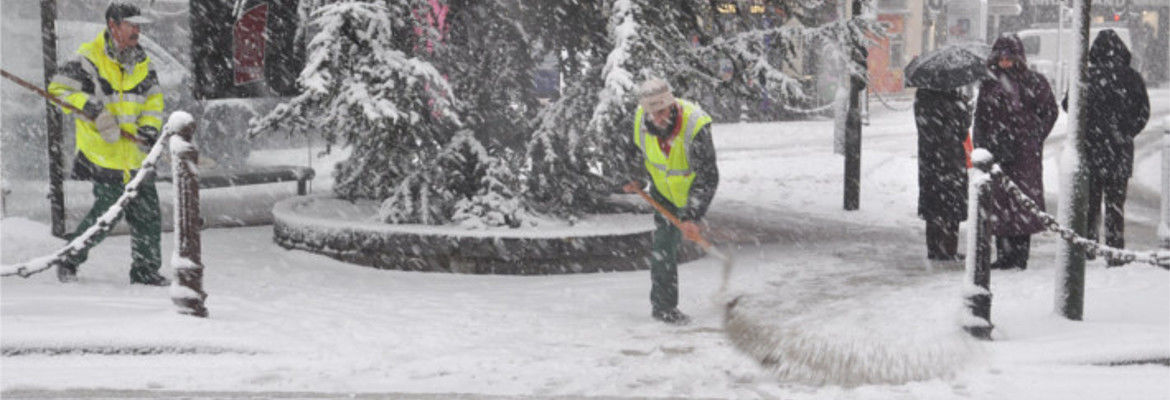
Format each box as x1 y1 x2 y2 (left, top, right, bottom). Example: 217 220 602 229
157 165 315 195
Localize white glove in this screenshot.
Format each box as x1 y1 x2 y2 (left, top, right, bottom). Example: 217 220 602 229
94 110 120 143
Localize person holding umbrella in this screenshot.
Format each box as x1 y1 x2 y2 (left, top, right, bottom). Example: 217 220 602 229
973 34 1059 271
913 86 972 264
905 45 985 265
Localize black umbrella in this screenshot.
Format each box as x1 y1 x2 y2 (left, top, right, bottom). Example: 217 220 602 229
904 44 991 90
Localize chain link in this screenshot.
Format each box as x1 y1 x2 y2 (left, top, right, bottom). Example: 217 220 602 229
989 165 1170 270
1 129 177 278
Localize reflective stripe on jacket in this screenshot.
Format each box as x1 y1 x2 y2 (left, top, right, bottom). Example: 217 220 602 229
48 30 163 182
633 99 712 208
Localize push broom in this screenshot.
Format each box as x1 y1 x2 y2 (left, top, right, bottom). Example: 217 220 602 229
1 68 144 145
634 186 976 386
631 186 734 293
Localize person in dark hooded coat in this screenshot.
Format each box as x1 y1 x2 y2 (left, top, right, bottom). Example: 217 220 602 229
1075 29 1150 266
973 34 1059 270
914 87 971 262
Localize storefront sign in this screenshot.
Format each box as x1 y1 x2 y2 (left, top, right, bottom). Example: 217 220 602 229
233 4 268 86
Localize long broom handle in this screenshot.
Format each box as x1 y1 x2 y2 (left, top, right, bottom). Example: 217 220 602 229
633 186 714 249
1 68 143 144
634 186 734 293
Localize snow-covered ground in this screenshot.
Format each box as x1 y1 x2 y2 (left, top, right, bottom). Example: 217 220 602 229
2 89 1169 398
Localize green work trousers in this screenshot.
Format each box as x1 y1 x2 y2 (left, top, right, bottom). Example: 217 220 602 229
650 204 682 313
66 179 161 275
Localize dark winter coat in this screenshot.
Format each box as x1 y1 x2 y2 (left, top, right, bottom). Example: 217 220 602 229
915 88 971 222
1081 29 1150 185
973 34 1059 236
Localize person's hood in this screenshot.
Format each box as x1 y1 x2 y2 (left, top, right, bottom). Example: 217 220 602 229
988 34 1027 72
1089 29 1131 68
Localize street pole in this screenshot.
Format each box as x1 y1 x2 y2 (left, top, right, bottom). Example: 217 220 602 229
1055 0 1092 321
844 0 866 211
1057 2 1065 94
1161 120 1170 249
41 0 65 239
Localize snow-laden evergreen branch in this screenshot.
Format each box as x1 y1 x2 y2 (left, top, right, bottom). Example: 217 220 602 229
380 130 536 227
250 0 457 142
588 0 642 135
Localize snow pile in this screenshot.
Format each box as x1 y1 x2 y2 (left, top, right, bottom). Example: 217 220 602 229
0 217 64 265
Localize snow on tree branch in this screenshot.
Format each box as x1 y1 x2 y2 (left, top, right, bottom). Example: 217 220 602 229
249 0 458 143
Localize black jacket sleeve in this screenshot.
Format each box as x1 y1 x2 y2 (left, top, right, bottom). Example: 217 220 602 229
679 124 718 221
1121 69 1150 138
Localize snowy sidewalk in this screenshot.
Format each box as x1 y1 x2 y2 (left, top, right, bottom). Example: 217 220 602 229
3 89 1169 399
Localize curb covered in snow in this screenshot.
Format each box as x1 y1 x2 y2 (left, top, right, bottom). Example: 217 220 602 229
272 195 702 274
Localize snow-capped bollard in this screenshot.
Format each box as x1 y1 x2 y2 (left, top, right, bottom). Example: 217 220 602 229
963 149 994 340
166 112 208 318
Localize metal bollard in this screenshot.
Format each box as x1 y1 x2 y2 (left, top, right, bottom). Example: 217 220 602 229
963 149 994 340
167 112 208 318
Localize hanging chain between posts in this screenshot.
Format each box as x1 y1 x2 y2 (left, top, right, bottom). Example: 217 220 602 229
870 89 913 112
988 165 1170 270
0 127 179 278
779 100 835 115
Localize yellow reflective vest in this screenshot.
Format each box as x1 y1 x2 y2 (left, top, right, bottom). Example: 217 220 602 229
633 99 712 208
48 30 164 182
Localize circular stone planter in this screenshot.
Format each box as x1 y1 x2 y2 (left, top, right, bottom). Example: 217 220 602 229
272 195 701 274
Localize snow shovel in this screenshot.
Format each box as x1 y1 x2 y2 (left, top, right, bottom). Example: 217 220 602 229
631 187 734 292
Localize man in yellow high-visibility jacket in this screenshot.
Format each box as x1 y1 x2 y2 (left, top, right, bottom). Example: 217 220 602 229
48 2 168 285
623 78 719 325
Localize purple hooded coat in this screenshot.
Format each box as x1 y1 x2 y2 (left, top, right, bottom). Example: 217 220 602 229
973 34 1059 236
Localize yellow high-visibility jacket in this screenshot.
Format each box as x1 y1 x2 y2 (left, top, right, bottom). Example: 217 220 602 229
49 30 164 182
633 99 713 209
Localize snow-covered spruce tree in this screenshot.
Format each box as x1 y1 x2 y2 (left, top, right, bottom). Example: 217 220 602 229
690 0 884 118
524 0 661 217
527 71 615 216
443 130 533 229
524 0 883 217
253 0 537 227
372 0 539 227
379 130 534 227
249 0 457 201
439 0 538 153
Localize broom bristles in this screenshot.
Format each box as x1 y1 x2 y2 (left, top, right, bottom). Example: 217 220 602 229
721 294 982 387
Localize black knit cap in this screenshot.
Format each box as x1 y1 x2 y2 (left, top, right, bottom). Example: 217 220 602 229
105 2 151 24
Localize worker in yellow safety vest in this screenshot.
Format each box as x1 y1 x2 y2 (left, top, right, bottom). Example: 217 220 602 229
623 78 719 325
47 2 168 286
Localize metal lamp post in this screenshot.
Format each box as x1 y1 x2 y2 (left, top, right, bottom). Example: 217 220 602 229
1161 118 1170 249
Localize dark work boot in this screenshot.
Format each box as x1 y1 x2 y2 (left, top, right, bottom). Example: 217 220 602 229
130 269 171 286
56 262 78 283
652 309 691 326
